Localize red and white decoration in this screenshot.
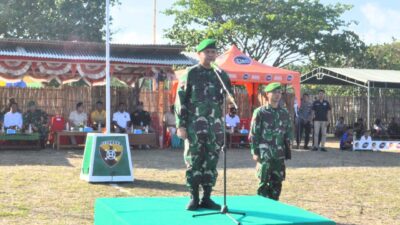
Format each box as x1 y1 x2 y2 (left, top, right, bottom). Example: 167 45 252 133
0 60 174 86
77 64 106 80
37 62 72 75
0 61 31 76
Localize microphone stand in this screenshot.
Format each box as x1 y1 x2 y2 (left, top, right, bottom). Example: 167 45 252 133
192 65 246 225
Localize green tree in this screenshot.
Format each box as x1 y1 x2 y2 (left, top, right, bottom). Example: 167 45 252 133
0 0 119 42
309 31 367 68
309 40 400 71
300 40 400 97
367 40 400 70
164 0 364 67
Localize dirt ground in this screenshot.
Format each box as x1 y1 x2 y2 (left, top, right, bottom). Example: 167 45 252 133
0 139 399 225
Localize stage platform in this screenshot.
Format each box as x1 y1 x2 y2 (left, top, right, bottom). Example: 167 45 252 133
94 196 335 225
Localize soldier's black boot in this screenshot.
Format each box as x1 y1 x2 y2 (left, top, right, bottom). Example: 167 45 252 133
186 186 199 211
199 186 221 210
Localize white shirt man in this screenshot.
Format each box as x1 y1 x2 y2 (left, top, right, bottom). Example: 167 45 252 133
163 110 176 134
69 110 88 127
225 113 240 128
113 111 131 129
360 135 372 142
4 111 23 129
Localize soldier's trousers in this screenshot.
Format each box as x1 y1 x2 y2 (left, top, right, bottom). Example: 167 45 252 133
184 138 220 191
257 158 286 200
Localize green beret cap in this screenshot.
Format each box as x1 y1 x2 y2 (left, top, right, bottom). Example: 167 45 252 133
264 82 282 92
27 100 36 107
196 39 216 52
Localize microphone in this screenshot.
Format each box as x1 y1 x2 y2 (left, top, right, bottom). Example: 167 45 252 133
211 62 223 73
210 62 238 110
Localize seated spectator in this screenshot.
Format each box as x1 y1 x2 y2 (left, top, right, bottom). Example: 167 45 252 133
353 118 365 139
4 102 22 130
132 101 154 149
112 103 131 133
340 127 353 150
360 130 372 142
335 116 346 138
226 106 247 147
131 101 152 132
225 106 240 133
2 98 20 113
372 118 386 138
23 101 48 148
69 102 88 130
1 98 20 124
387 117 399 139
91 101 106 130
68 102 88 144
163 105 176 135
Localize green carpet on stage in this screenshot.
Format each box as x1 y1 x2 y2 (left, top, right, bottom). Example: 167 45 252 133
94 196 335 225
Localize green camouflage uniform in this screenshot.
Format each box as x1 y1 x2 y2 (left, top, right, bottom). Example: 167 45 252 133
23 109 49 141
175 64 233 191
249 104 293 200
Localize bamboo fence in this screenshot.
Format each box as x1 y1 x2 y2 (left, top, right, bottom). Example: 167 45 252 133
0 87 398 130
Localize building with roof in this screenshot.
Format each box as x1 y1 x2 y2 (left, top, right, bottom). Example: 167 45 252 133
0 38 194 86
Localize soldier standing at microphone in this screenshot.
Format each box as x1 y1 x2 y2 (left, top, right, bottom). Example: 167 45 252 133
175 39 233 211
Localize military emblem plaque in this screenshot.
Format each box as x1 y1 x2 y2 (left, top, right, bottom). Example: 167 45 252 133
80 133 134 182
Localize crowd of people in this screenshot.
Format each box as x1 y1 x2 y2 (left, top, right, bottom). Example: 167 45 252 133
372 117 400 139
294 90 400 151
0 99 48 148
2 93 397 153
337 117 400 150
0 95 252 151
0 99 155 149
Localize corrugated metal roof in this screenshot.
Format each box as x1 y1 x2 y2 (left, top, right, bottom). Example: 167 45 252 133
0 38 194 66
182 51 199 64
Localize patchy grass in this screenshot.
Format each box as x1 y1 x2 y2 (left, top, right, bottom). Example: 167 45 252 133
0 141 399 225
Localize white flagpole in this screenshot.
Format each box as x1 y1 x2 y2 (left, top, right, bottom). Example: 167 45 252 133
105 0 111 134
153 0 157 44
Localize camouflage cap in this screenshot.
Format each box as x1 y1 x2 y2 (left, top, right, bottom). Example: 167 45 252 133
196 39 216 52
264 82 282 92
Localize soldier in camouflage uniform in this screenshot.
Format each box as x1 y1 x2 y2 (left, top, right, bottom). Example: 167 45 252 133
23 101 49 148
249 82 293 200
175 39 233 211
